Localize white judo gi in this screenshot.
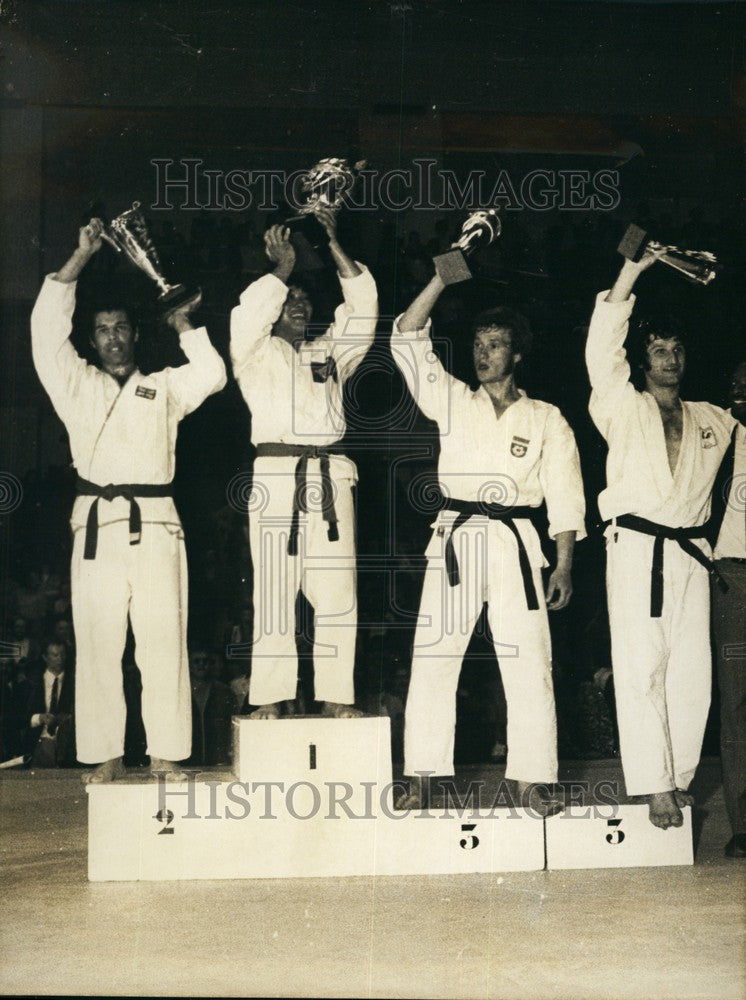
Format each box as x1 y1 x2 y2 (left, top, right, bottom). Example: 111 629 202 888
392 317 586 782
31 275 227 764
586 292 736 795
230 267 378 706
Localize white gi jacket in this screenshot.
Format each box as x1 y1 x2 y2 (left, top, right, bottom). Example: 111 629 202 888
391 315 587 564
586 292 736 528
31 275 227 532
230 265 378 478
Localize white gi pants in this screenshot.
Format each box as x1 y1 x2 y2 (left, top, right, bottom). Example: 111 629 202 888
403 521 557 783
71 520 191 764
606 526 711 795
248 458 357 706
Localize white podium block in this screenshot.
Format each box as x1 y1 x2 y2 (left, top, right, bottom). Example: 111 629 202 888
232 715 392 788
373 806 545 875
86 780 545 881
545 804 693 870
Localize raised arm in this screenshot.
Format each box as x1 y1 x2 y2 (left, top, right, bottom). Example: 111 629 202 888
30 220 104 420
56 217 104 283
315 204 360 278
585 251 663 431
312 206 378 379
390 274 467 427
398 273 445 335
229 226 296 378
164 292 227 418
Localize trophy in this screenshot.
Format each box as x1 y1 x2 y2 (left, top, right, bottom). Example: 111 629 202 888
618 223 719 286
433 209 502 285
100 201 199 314
285 157 366 223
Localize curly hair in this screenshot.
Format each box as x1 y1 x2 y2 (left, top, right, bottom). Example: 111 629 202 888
628 313 687 372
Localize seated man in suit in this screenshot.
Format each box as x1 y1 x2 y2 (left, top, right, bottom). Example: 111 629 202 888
23 638 76 767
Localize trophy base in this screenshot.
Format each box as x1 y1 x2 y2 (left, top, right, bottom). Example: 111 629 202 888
434 249 473 285
157 284 201 316
617 223 648 263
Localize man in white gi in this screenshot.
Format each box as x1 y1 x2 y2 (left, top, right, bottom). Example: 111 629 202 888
586 247 736 828
391 272 586 812
31 218 227 782
230 207 378 719
709 360 746 857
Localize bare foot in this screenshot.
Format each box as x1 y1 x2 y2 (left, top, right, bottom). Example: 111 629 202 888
149 757 191 782
394 774 429 810
645 791 683 829
321 701 362 719
250 703 281 719
515 780 565 817
674 789 694 808
83 757 127 785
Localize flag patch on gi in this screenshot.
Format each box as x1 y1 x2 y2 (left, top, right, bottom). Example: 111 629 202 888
700 426 715 448
510 435 530 457
135 385 157 400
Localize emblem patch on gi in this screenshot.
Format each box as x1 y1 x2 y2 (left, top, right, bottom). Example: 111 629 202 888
510 435 530 458
135 385 156 400
310 356 338 383
700 426 715 448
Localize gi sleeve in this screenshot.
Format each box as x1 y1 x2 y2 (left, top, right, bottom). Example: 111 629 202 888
229 272 288 380
30 275 89 424
313 264 378 381
390 314 469 428
539 406 587 541
585 290 638 438
165 327 227 419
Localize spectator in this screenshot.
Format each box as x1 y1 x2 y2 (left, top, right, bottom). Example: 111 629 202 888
22 639 76 767
188 647 233 766
4 616 38 680
0 655 26 761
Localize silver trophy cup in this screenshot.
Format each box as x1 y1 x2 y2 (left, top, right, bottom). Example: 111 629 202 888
434 210 502 285
101 202 199 314
618 223 719 285
285 157 365 223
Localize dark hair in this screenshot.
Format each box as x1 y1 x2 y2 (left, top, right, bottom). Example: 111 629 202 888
90 299 138 333
629 313 688 372
471 306 532 359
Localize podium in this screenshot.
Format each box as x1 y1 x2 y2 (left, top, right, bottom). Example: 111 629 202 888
87 716 694 881
545 804 693 869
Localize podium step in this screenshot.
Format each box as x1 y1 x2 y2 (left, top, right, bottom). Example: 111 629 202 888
232 715 392 788
87 779 546 880
545 804 693 869
86 717 694 880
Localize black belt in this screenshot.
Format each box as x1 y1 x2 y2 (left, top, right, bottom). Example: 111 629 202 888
255 443 343 556
440 498 541 610
76 477 174 560
610 513 729 617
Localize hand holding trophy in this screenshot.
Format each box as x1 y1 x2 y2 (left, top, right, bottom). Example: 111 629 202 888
101 201 200 316
618 223 719 285
433 209 502 285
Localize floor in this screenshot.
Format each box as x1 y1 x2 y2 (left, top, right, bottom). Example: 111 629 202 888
0 758 743 1000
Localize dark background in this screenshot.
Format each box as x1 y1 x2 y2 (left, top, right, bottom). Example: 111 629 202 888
1 0 744 756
